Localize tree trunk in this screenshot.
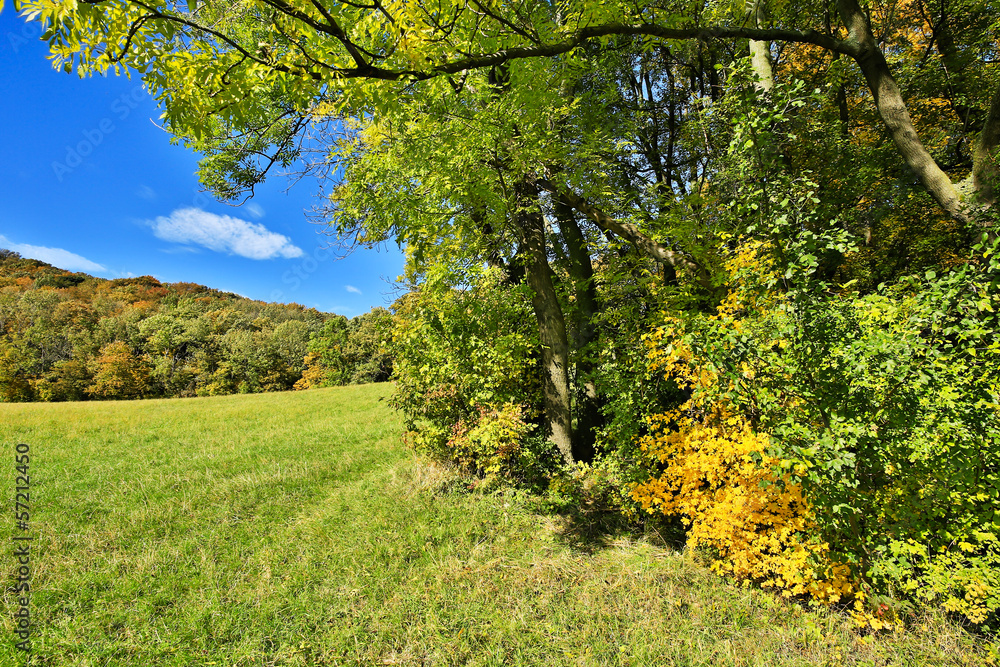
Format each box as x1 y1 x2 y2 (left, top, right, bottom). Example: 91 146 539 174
837 0 970 224
538 178 713 288
823 7 850 137
554 196 600 463
556 200 599 353
746 0 774 93
971 81 1000 211
515 179 575 466
930 4 981 133
835 69 849 137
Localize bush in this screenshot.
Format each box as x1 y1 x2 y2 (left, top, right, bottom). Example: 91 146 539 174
445 403 556 488
636 234 1000 629
391 266 546 471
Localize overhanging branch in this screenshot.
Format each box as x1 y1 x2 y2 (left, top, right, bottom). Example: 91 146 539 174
82 2 857 83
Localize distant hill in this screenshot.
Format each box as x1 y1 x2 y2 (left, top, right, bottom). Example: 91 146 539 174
0 248 392 402
1 247 265 301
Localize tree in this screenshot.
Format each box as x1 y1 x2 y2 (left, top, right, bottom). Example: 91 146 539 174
87 340 151 399
139 312 206 394
296 308 394 387
296 314 349 387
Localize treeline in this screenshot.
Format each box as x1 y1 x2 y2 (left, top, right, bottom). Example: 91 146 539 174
0 249 392 401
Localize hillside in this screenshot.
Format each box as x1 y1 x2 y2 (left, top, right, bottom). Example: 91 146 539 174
0 249 391 402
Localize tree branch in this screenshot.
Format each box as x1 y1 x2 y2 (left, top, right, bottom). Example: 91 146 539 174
95 3 856 83
837 0 969 223
536 177 711 287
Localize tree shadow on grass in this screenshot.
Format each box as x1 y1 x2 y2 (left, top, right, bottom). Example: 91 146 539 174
547 504 686 555
411 457 688 557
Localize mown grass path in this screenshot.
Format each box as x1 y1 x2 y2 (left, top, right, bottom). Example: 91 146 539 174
0 385 988 665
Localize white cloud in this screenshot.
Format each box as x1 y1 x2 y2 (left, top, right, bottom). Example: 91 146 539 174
149 208 303 260
244 202 265 219
136 185 156 200
0 235 107 273
345 285 362 294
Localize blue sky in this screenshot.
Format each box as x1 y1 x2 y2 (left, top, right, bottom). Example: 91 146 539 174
0 10 404 317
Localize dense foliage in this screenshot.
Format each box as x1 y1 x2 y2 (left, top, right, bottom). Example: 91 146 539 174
636 232 1000 627
0 251 392 400
296 307 394 389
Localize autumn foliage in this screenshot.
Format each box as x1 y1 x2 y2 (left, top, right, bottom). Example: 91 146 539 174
87 340 151 399
630 229 1000 629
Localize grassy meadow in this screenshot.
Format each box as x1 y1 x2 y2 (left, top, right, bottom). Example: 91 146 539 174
0 384 992 666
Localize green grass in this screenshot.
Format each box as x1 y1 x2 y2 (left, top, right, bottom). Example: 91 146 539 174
0 385 993 666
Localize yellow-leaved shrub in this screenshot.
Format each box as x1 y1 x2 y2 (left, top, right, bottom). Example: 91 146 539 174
632 239 854 607
634 232 1000 631
632 402 853 603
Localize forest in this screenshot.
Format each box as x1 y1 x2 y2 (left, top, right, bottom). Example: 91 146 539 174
0 249 393 400
8 0 1000 634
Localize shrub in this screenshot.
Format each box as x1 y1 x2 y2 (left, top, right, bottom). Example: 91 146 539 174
391 266 544 464
445 403 553 487
632 404 855 603
636 233 1000 629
